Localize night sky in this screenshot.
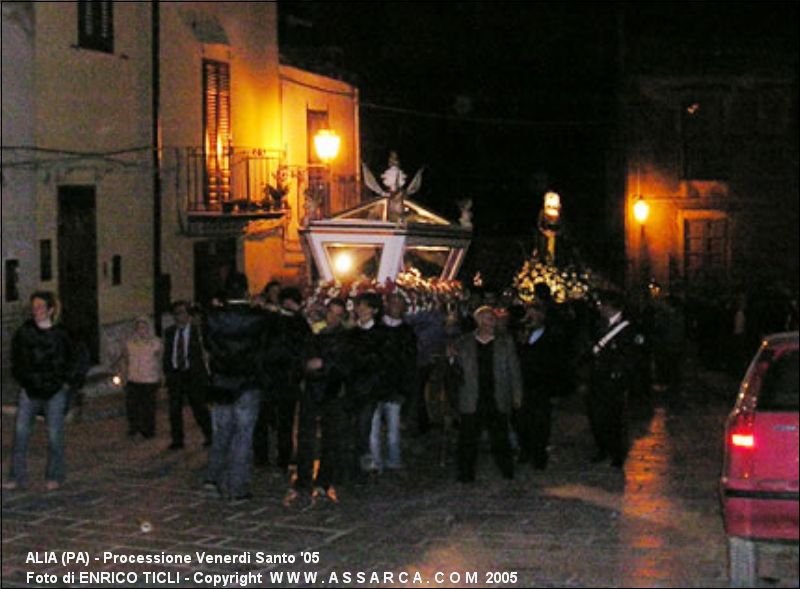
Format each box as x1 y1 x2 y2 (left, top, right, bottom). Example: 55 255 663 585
279 1 798 283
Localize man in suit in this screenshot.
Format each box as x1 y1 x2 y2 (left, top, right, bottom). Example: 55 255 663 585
163 300 212 450
516 301 565 470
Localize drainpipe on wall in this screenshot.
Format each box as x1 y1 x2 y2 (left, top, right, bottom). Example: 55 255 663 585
152 0 163 335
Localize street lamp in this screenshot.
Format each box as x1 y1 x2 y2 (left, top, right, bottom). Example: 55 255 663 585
633 196 650 297
538 191 561 263
313 129 341 163
633 197 650 224
306 129 341 222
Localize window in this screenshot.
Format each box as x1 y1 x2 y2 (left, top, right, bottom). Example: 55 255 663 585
40 240 52 282
681 97 728 180
5 259 20 302
758 350 799 411
112 255 122 286
684 217 729 287
323 244 382 281
203 60 231 209
307 109 331 216
78 1 113 53
403 246 451 279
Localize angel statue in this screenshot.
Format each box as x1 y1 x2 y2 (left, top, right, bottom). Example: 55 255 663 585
362 151 424 223
457 198 473 229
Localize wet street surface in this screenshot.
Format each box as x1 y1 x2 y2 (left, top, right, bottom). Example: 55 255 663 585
2 365 798 588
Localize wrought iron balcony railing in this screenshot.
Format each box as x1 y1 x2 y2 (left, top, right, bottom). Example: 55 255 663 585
176 146 288 216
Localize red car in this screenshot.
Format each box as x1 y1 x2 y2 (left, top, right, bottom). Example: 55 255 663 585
720 331 799 587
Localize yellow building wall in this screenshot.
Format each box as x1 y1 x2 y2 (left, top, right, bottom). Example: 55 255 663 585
159 1 281 301
243 65 359 290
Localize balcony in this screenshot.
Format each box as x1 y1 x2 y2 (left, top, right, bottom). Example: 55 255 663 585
174 146 288 237
170 146 365 237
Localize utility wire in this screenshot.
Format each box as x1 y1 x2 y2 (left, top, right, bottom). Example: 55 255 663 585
360 101 605 128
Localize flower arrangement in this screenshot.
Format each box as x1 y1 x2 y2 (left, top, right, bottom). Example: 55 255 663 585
306 268 464 315
512 260 593 304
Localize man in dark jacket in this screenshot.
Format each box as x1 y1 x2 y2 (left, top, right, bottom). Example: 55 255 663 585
516 301 565 470
586 290 645 468
370 293 417 471
261 287 312 470
346 292 389 483
202 273 271 502
290 298 350 503
163 300 212 450
4 291 89 491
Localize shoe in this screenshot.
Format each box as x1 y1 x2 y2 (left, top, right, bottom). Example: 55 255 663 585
325 486 339 503
282 488 299 507
2 481 20 491
202 480 218 492
311 485 339 504
230 493 253 504
45 481 61 491
168 442 184 450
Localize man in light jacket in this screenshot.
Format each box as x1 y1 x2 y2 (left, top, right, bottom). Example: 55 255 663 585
448 305 522 483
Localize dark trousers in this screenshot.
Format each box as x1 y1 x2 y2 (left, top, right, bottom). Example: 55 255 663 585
457 407 514 482
125 382 158 438
253 382 299 469
517 393 552 466
253 394 274 466
295 396 348 490
275 394 297 469
587 378 628 461
351 401 378 481
167 371 212 445
404 363 431 434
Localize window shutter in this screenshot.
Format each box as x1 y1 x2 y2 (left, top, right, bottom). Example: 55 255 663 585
203 60 231 208
78 1 113 53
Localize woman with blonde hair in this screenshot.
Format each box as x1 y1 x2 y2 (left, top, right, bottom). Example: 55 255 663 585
119 316 162 439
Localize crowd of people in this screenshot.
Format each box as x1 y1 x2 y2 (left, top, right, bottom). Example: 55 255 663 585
9 275 745 503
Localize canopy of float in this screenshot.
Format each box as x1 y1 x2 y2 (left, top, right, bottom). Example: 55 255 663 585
300 197 472 283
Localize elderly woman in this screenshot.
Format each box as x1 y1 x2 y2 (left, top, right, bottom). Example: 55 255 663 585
120 316 162 439
3 291 88 491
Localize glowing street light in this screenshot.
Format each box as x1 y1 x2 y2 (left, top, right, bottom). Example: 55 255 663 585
313 129 341 163
633 197 650 224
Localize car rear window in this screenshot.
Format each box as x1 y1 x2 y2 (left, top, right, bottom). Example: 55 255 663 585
758 349 799 411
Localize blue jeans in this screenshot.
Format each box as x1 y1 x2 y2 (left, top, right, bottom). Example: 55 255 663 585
370 401 403 470
207 389 260 498
9 388 69 487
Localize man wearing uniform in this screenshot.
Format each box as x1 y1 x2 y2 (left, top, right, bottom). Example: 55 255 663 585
587 290 644 468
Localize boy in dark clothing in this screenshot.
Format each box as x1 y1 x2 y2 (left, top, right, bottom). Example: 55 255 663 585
202 273 271 502
346 292 389 482
290 298 350 504
261 287 312 470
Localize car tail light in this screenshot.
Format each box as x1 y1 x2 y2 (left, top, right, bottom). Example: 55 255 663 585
731 432 755 448
726 410 755 479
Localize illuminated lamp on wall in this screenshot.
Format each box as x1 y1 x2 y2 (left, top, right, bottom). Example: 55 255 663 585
313 129 341 163
633 197 650 224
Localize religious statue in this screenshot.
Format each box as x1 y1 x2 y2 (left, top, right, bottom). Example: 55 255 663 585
362 151 424 224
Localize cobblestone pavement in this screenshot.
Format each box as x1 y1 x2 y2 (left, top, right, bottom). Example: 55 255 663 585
2 367 798 588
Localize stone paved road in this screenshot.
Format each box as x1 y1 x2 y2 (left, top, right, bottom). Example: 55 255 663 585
2 367 798 588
